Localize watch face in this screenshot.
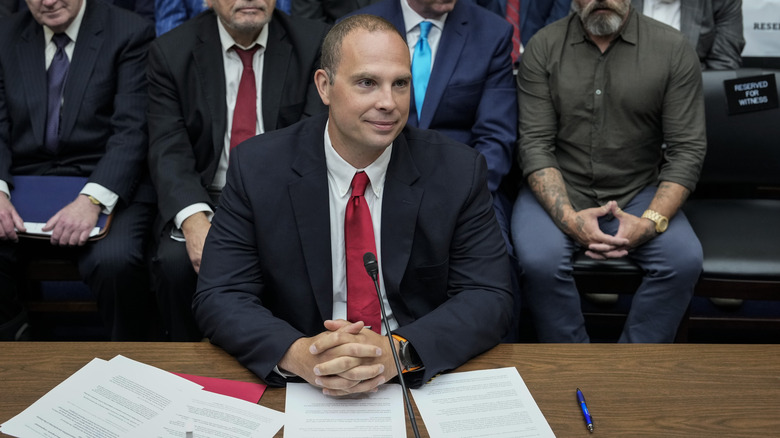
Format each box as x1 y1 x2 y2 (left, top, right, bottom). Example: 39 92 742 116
657 217 669 233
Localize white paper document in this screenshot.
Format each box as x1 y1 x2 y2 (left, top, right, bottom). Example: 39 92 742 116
411 367 555 438
22 221 103 237
138 389 285 438
284 382 406 438
0 355 285 438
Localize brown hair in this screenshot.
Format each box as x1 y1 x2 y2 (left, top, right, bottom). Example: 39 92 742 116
320 14 405 83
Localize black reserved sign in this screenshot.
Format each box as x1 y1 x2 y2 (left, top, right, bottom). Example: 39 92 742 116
724 74 779 115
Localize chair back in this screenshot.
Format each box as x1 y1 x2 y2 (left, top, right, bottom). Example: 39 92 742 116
699 69 780 193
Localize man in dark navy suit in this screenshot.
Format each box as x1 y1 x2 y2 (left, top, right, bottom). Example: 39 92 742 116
193 14 513 393
0 0 156 340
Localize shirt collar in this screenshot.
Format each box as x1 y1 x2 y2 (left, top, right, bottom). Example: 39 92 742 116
400 0 447 34
44 0 86 45
216 16 270 52
323 119 392 199
619 6 639 45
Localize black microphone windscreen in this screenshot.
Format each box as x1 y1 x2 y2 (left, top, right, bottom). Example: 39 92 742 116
363 252 379 279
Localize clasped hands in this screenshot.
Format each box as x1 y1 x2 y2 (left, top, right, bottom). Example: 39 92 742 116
279 319 399 397
0 194 100 245
568 200 656 260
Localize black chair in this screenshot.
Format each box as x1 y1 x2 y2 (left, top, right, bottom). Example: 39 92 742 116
20 248 97 315
682 68 780 331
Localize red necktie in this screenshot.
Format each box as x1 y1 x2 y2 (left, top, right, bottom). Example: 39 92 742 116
505 0 521 64
345 172 381 333
230 46 260 150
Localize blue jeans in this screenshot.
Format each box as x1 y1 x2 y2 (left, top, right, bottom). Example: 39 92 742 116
511 186 701 342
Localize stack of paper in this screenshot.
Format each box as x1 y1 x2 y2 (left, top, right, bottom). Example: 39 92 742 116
0 355 284 438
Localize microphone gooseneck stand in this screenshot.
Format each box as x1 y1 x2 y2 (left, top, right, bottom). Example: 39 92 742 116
362 252 421 438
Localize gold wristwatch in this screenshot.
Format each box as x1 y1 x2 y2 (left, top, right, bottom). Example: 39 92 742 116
641 209 669 233
85 194 103 208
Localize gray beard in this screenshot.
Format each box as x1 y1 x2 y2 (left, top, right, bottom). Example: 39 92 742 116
583 11 624 36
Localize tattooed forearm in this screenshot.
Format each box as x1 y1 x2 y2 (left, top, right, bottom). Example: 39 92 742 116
654 181 690 205
647 181 691 219
528 168 574 233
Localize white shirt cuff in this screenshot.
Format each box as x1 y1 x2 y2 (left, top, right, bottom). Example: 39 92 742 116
80 183 119 214
174 203 214 229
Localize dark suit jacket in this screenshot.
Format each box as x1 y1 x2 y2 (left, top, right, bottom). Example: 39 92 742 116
0 0 154 204
292 0 378 23
147 9 330 229
520 0 571 46
0 0 15 17
110 0 155 22
346 0 516 195
193 114 514 388
631 0 744 70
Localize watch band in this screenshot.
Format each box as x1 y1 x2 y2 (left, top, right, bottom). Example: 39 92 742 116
86 195 102 206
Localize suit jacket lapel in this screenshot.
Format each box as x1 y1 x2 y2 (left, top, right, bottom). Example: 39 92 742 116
419 1 467 128
261 15 290 131
18 20 47 147
193 12 228 164
289 116 334 321
380 131 422 324
60 0 104 141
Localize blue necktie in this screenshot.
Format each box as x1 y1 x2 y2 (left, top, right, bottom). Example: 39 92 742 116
46 33 70 152
412 21 432 120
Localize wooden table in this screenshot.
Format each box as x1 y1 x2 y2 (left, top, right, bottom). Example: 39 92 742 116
2 343 779 437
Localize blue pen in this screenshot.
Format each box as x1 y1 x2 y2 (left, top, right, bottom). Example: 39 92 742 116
576 388 594 433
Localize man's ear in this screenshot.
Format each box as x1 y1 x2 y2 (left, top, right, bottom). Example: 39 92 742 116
314 69 331 106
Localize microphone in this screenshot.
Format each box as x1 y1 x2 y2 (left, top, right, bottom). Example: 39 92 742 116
363 252 421 438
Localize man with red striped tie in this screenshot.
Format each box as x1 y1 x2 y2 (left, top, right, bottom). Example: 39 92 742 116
147 0 330 341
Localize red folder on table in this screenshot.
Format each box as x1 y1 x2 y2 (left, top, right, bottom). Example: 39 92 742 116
10 175 112 241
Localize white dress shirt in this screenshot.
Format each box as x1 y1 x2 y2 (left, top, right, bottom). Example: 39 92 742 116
643 0 682 31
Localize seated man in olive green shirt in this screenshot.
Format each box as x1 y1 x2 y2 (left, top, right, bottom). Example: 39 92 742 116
512 0 706 342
